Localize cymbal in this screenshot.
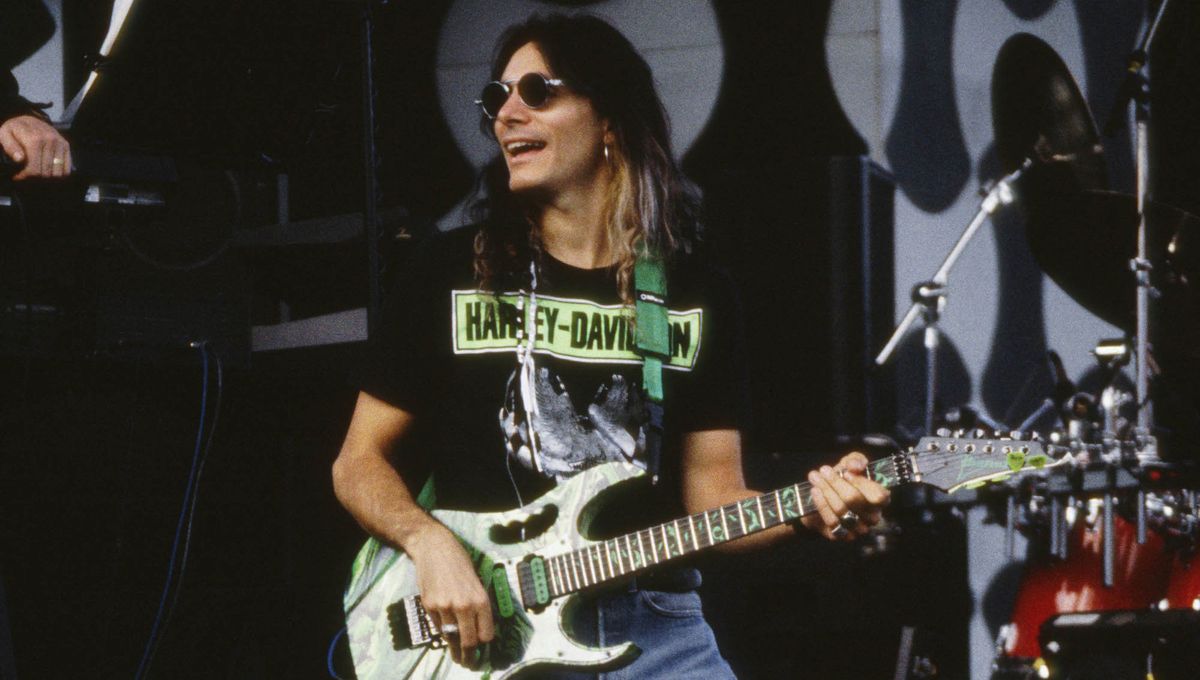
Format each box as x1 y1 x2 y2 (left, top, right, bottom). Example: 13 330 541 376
1020 162 1200 330
992 33 1107 190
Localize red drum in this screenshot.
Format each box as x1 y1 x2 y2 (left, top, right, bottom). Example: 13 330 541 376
1003 513 1171 659
1166 550 1200 610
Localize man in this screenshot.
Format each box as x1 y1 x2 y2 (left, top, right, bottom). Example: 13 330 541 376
333 14 889 679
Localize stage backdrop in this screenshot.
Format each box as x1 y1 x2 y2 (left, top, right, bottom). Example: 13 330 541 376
826 2 1147 678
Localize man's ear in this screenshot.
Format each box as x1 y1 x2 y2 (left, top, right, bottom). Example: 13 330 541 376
602 124 616 147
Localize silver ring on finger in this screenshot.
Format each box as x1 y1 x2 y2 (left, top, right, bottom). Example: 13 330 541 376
839 510 859 532
440 623 460 636
831 523 850 539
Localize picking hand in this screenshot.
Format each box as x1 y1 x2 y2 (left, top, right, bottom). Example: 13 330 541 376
407 522 495 669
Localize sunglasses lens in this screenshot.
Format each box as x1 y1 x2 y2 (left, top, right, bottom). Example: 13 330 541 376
517 73 551 108
480 82 510 118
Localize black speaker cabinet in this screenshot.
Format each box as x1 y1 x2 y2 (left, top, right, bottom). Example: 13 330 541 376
705 155 895 463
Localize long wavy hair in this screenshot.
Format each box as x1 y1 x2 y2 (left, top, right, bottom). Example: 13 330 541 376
470 13 699 303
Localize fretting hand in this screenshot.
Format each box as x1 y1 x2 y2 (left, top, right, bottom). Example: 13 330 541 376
801 452 890 541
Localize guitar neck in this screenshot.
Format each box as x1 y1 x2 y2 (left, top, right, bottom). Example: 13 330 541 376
541 456 903 597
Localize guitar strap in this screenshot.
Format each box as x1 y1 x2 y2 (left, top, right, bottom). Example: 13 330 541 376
415 475 436 511
634 253 668 485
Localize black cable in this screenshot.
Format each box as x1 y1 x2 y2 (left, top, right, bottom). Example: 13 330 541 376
133 342 221 680
139 343 224 677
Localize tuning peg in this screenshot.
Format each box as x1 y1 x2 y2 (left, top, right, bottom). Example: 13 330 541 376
1009 430 1027 441
1029 431 1043 441
971 428 989 439
953 429 966 439
936 428 952 438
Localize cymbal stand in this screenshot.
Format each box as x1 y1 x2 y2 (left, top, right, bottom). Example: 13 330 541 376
1104 0 1176 464
876 161 1029 434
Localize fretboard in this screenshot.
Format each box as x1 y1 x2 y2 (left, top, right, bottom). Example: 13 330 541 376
537 456 897 597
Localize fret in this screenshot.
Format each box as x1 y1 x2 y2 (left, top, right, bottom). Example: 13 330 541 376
773 491 784 525
740 499 761 532
592 544 604 582
707 508 726 544
578 551 592 586
703 511 715 546
756 496 767 527
799 485 814 516
660 525 671 559
675 519 691 555
604 542 615 578
584 549 596 584
635 532 648 568
736 500 745 529
625 534 637 570
718 507 729 541
547 558 559 596
687 516 699 551
647 528 660 563
779 485 802 521
569 553 582 588
559 555 572 592
593 545 606 581
725 503 744 538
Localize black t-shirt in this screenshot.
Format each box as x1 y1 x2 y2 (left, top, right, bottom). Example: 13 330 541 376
363 225 747 523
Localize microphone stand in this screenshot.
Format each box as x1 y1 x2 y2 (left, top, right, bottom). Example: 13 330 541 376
876 160 1029 435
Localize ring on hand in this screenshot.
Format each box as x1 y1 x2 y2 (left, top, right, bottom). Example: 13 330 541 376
839 510 859 532
440 623 460 636
830 524 850 539
51 157 64 166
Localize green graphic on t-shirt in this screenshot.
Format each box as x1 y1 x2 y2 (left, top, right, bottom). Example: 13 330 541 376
452 291 702 370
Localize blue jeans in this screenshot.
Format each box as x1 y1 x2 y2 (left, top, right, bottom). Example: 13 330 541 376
544 570 737 680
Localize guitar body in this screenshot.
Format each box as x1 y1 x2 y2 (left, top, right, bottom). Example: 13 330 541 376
343 462 645 680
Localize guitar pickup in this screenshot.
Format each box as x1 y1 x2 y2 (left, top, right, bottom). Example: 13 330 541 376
516 556 551 610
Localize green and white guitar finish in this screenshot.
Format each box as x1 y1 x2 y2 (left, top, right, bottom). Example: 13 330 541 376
343 435 1068 679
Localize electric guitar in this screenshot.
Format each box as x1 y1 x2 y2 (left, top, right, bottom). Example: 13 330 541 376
343 435 1065 679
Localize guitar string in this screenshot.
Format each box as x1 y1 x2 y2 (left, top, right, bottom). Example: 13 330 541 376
547 449 1054 594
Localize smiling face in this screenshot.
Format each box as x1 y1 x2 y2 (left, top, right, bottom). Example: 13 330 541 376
493 42 612 201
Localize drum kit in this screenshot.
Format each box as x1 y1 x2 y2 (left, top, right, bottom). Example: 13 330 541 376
876 12 1200 680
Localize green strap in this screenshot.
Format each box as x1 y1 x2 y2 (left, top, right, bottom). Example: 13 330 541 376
634 255 669 403
415 475 437 510
635 254 668 484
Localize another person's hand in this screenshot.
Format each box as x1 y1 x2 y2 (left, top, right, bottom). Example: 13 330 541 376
802 451 890 541
0 114 71 180
407 522 494 669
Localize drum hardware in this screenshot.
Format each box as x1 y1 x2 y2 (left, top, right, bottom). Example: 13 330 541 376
1038 608 1200 680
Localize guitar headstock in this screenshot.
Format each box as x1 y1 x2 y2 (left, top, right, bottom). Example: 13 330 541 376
871 434 1073 494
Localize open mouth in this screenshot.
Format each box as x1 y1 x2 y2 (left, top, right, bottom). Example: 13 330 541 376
505 140 546 158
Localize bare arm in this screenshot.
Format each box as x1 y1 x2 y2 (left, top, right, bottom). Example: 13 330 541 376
680 429 889 552
332 391 493 668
